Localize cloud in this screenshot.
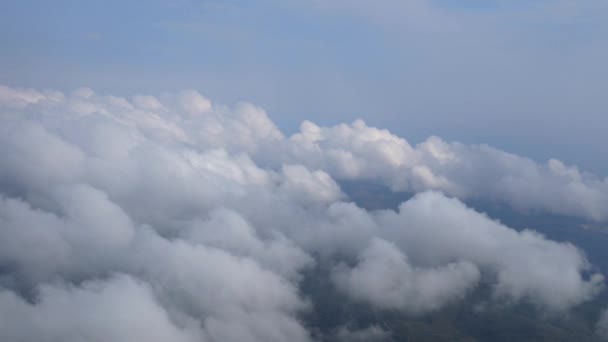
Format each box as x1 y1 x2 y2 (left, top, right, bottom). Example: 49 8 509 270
335 324 390 342
375 192 604 311
128 229 312 342
0 85 64 108
0 275 201 342
0 184 134 285
0 84 605 340
273 120 608 221
280 164 343 204
333 238 480 313
180 89 212 115
597 307 608 340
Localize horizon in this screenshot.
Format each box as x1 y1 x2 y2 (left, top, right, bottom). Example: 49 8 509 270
1 1 608 341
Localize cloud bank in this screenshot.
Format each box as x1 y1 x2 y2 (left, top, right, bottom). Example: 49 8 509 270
0 84 606 341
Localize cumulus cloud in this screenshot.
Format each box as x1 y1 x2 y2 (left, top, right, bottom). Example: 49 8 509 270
334 324 390 342
274 120 608 221
0 275 201 342
597 308 608 340
0 84 605 340
375 192 604 311
333 238 480 314
0 85 64 108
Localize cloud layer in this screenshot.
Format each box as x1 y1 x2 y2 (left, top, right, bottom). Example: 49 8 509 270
0 84 606 341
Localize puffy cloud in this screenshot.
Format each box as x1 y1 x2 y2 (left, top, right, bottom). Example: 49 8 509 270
0 121 85 192
280 164 343 204
333 238 480 314
375 192 604 311
180 207 313 280
128 230 312 342
280 119 416 184
597 308 608 340
0 84 605 340
132 94 165 111
335 325 390 342
0 184 134 285
0 275 201 342
323 192 603 313
0 85 64 108
180 89 212 115
277 121 608 221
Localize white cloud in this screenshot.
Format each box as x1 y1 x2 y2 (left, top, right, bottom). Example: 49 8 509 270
376 192 604 311
180 89 212 115
275 120 608 221
335 324 390 342
0 85 64 108
333 238 480 313
597 307 608 340
0 275 202 342
0 84 605 340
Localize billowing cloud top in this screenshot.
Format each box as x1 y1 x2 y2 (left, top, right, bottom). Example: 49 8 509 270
0 84 606 341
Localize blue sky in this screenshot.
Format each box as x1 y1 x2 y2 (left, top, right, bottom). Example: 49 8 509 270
1 0 607 174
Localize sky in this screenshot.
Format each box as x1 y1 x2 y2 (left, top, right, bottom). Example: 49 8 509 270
1 0 607 174
1 3 608 339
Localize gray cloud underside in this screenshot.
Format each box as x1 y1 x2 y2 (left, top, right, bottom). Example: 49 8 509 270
0 84 606 341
